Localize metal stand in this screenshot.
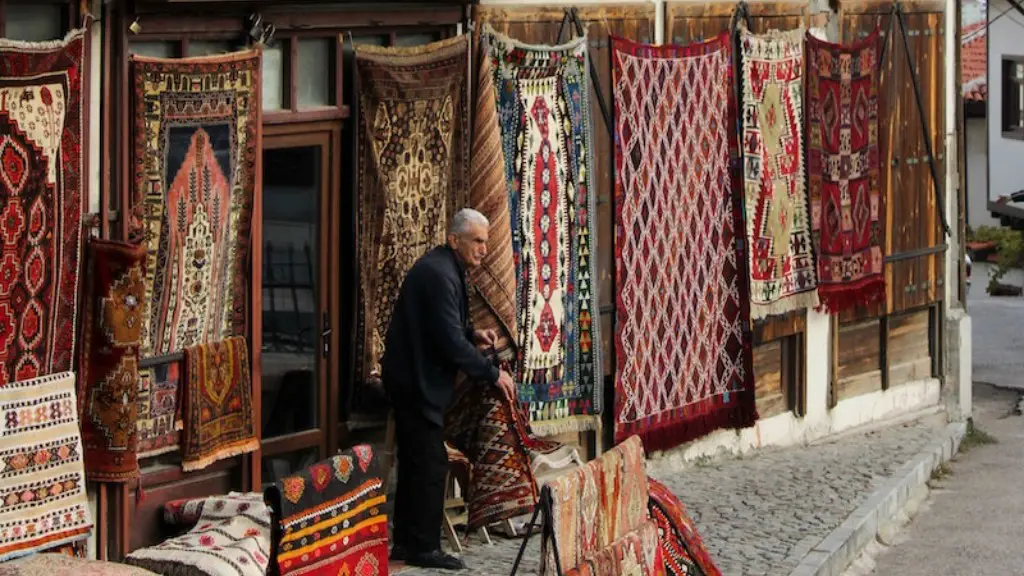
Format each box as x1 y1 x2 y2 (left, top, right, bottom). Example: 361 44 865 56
509 485 564 576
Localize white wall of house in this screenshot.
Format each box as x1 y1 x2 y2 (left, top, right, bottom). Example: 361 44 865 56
967 117 998 229
988 0 1024 206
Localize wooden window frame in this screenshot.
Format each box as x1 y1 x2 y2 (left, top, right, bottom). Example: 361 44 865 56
1002 55 1024 140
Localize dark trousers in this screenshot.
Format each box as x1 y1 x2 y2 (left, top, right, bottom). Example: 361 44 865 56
392 404 448 554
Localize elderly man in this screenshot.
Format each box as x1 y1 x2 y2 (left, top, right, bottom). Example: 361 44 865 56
382 208 516 570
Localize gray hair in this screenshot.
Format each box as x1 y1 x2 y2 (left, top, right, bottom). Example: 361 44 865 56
448 208 490 236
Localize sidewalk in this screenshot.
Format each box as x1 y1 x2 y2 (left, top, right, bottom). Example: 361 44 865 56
393 410 959 576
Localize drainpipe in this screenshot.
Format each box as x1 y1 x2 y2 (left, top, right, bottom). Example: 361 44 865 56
945 0 958 308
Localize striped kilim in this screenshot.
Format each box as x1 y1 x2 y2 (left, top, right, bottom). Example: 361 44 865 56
740 28 819 319
612 35 756 451
484 26 602 435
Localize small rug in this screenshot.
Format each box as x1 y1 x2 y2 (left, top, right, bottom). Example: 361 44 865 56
130 50 260 356
0 372 92 561
562 521 664 576
484 26 602 435
264 446 388 576
611 35 757 451
352 36 470 408
181 336 258 472
125 492 271 576
135 362 181 459
0 554 158 576
0 31 87 384
740 28 819 319
806 31 885 313
78 238 146 482
646 479 720 576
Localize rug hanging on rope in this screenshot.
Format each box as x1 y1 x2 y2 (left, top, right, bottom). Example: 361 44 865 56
0 31 87 384
806 30 885 313
611 35 756 451
740 28 819 319
483 26 602 436
129 50 261 357
352 35 470 413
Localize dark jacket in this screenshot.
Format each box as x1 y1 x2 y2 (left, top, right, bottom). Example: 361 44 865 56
380 245 500 425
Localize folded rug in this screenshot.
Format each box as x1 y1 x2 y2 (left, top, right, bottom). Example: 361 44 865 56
646 478 720 576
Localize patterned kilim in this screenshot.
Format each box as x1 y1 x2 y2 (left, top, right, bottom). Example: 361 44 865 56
0 32 86 384
612 35 757 451
353 36 470 408
647 478 721 576
806 31 884 313
263 446 388 576
180 336 258 472
740 28 819 319
78 238 147 482
130 50 260 356
0 555 158 576
135 362 181 459
561 522 665 576
125 492 271 576
0 372 92 561
484 26 602 435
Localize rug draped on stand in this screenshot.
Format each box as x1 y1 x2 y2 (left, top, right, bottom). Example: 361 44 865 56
264 446 389 576
483 26 602 435
0 372 92 561
0 31 87 384
740 28 819 319
0 554 158 576
180 336 258 472
129 50 260 356
125 492 271 576
352 36 470 413
805 31 884 313
135 362 181 458
646 478 721 576
78 239 147 482
611 35 756 450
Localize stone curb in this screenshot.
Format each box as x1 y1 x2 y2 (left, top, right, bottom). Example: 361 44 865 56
786 421 967 576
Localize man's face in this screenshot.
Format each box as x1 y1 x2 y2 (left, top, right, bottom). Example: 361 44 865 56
449 222 489 268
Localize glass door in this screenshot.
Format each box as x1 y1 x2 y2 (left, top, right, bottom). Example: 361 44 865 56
259 125 340 486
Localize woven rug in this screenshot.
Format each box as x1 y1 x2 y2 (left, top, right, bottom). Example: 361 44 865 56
130 50 260 356
0 372 92 561
740 28 819 319
561 522 664 576
0 555 158 576
78 238 146 482
484 26 602 435
0 31 86 384
181 336 258 472
806 31 885 313
264 446 388 576
352 36 470 409
125 492 271 576
135 362 181 459
647 478 720 576
611 35 757 451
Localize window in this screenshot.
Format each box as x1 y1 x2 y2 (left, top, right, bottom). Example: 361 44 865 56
1003 56 1024 139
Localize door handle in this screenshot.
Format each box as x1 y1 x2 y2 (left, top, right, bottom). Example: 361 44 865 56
321 311 332 358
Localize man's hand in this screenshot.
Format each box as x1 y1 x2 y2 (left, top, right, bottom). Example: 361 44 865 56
473 328 498 349
496 370 516 399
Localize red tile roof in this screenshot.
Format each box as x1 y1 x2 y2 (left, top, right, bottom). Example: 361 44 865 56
962 22 987 102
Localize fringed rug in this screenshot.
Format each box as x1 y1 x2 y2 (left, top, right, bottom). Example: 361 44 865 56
740 28 819 319
135 362 181 459
0 31 87 384
181 336 258 472
78 238 146 482
0 555 158 576
806 31 885 313
130 50 260 356
352 36 470 411
647 478 721 576
611 35 756 451
125 492 271 576
264 446 388 576
484 26 602 435
0 372 92 561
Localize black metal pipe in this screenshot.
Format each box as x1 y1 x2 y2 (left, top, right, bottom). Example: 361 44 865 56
884 243 949 262
139 351 184 369
569 9 614 136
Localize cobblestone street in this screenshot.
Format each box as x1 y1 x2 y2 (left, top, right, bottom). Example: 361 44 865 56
392 413 947 576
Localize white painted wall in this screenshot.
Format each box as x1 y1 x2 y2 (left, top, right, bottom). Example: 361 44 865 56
967 117 997 228
988 0 1024 206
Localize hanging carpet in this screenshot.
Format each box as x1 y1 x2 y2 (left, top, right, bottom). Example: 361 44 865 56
0 31 87 384
483 26 602 435
805 31 885 313
611 35 756 451
646 478 721 576
352 35 470 412
740 28 819 319
135 362 181 459
130 50 260 357
0 372 92 562
78 238 147 482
